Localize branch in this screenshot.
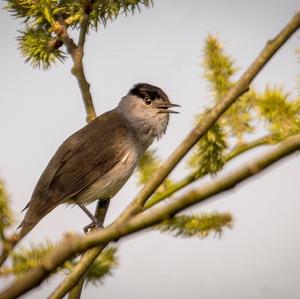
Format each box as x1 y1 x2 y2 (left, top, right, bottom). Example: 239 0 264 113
145 134 276 209
53 21 96 123
115 9 300 223
49 245 106 299
67 277 84 299
78 13 89 49
49 200 110 298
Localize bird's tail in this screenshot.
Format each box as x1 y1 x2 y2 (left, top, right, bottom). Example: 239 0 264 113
0 207 44 268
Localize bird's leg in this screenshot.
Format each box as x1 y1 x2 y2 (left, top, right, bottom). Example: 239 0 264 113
94 198 110 225
77 203 102 231
77 199 110 233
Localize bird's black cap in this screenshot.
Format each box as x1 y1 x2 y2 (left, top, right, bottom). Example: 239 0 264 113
128 83 169 102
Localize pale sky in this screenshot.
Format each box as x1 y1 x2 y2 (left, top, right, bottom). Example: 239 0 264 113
1 1 300 298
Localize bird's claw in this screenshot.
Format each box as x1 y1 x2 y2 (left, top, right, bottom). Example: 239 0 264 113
83 221 103 234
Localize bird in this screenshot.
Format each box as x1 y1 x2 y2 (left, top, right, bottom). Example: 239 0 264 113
16 83 179 242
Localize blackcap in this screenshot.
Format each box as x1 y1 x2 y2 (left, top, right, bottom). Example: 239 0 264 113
17 83 179 239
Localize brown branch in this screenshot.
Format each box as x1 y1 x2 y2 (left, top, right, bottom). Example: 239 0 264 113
78 13 89 49
49 246 105 299
49 199 110 299
1 132 300 299
145 134 276 209
67 276 84 299
54 21 96 123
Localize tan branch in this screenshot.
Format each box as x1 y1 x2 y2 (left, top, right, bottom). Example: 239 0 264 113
78 13 89 49
145 134 276 209
49 245 106 299
54 22 96 123
67 276 85 299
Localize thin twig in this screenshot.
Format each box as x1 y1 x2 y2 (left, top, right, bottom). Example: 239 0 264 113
67 276 85 299
145 134 276 209
49 199 110 299
54 22 96 123
78 14 89 49
1 133 300 299
49 246 105 299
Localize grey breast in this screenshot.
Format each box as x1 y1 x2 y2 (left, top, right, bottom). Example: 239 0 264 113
74 140 139 204
69 109 143 204
28 108 143 212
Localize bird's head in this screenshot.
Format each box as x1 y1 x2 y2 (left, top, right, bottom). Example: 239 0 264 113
118 83 180 140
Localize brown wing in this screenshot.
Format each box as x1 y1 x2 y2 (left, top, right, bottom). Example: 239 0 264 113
29 109 130 207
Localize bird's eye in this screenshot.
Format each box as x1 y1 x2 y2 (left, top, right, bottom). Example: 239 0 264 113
144 97 151 105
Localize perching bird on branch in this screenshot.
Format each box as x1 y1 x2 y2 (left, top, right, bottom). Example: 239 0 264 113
16 83 179 241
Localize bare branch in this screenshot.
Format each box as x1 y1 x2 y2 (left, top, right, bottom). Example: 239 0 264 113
49 200 110 298
54 22 96 123
78 13 89 49
49 246 105 299
67 277 84 299
145 134 276 209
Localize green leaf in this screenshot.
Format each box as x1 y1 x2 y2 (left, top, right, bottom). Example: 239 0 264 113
157 212 233 238
85 247 118 285
203 34 236 99
188 122 227 177
6 0 57 26
0 242 54 277
221 90 255 141
137 150 161 185
137 150 173 192
0 241 118 287
255 86 300 137
18 27 66 69
89 0 153 29
203 35 254 142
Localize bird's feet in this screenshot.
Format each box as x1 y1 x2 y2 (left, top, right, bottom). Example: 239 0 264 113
83 220 103 234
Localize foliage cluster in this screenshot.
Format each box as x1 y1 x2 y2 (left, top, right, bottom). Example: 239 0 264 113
0 241 117 286
6 0 152 68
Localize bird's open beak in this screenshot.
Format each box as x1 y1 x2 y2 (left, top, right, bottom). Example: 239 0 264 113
157 103 180 114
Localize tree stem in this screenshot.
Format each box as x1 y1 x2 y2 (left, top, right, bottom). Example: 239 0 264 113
67 277 85 299
55 22 96 123
144 134 276 209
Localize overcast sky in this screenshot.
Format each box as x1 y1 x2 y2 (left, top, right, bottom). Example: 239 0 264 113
1 1 300 298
